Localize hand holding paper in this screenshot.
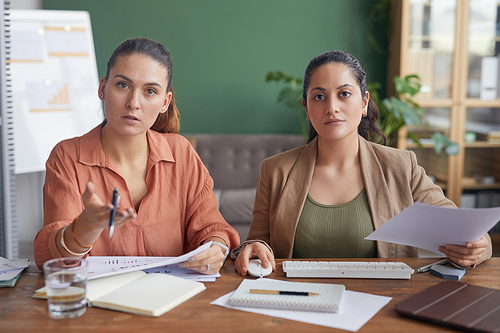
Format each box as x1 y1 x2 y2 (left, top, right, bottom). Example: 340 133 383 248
438 235 490 267
364 202 499 255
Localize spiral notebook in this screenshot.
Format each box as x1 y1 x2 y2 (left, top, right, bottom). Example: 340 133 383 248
229 279 345 313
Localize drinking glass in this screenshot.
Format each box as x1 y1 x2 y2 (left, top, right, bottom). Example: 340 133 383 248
43 258 88 319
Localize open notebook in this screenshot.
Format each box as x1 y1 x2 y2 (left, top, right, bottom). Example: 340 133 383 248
34 271 206 317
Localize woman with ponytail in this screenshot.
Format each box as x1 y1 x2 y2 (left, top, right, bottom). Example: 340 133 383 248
233 50 491 276
34 38 239 273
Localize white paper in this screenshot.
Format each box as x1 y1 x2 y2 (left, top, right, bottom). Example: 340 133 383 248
0 257 29 272
0 267 26 281
211 278 391 332
365 202 500 254
26 81 72 112
45 27 90 56
86 242 212 280
142 263 220 282
9 30 44 62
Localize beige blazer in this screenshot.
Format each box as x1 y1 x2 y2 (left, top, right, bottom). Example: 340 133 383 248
247 136 492 264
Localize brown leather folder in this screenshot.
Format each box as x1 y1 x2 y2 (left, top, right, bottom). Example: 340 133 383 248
395 280 500 332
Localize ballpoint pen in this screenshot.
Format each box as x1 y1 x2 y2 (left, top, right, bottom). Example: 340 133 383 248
416 258 448 273
108 188 119 238
249 289 319 296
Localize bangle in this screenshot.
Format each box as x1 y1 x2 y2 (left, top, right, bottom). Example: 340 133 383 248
60 226 92 256
211 241 229 266
212 241 229 259
71 218 94 249
230 240 274 260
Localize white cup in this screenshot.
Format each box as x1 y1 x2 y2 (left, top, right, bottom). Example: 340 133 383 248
43 258 88 319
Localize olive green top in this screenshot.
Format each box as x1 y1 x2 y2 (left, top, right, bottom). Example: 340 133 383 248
292 189 377 258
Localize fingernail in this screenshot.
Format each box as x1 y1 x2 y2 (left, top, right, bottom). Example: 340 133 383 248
178 263 185 268
188 257 195 263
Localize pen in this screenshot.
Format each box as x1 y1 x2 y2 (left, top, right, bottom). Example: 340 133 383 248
108 188 119 238
249 289 319 296
416 258 448 273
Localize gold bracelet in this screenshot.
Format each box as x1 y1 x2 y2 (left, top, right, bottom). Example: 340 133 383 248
71 218 94 249
60 226 92 256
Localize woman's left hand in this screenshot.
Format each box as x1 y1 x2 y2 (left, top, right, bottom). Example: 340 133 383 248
179 240 227 275
439 235 489 267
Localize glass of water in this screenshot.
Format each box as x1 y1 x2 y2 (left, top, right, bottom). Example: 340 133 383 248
43 258 88 319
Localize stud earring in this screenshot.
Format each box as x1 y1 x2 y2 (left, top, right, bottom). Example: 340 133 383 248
99 95 104 99
362 111 367 118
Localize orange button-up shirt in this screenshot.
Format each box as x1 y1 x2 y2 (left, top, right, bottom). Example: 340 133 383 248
34 123 240 269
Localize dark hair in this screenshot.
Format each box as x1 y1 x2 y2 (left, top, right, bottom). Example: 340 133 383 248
105 38 180 133
302 50 386 145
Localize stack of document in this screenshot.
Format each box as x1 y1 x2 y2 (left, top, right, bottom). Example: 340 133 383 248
85 242 220 282
0 257 29 287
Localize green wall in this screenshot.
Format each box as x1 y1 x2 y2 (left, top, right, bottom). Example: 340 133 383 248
43 0 388 134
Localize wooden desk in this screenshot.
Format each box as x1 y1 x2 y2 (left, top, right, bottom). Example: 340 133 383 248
1 258 499 332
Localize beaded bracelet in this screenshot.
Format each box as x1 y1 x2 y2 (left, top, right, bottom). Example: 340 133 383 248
60 226 92 256
71 218 94 249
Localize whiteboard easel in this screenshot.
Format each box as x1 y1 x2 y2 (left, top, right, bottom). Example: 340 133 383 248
9 10 102 174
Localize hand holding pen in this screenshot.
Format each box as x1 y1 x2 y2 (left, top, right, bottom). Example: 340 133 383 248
75 182 136 244
108 188 120 238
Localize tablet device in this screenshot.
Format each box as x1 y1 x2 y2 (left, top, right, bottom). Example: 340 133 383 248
395 280 500 332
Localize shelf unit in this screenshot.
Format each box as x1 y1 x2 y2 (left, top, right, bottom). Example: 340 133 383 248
388 0 500 208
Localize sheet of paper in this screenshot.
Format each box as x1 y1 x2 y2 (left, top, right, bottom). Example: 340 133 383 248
9 30 44 62
365 202 500 254
45 26 90 56
0 257 29 273
26 81 73 112
211 278 391 332
86 242 212 280
142 263 220 282
0 267 26 281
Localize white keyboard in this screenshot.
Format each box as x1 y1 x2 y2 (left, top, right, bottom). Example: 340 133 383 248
282 261 414 279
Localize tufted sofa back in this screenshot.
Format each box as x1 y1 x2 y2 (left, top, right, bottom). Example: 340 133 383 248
193 134 305 190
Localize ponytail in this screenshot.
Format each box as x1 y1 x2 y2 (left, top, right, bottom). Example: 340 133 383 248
150 85 180 134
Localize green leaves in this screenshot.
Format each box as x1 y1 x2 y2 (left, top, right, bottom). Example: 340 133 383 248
265 71 303 86
277 87 303 111
266 71 308 141
382 96 422 125
432 132 460 155
374 74 459 155
394 75 421 97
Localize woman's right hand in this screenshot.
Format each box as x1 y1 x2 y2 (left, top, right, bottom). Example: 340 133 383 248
234 242 276 276
73 182 136 246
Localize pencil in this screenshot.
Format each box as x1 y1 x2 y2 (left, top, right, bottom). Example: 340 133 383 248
249 289 319 296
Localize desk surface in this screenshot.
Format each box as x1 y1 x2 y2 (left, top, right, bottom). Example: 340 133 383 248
1 258 499 332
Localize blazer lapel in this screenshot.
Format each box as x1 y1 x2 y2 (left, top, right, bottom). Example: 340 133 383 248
272 138 317 258
359 137 396 257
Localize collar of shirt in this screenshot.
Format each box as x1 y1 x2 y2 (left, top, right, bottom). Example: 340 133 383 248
78 121 175 168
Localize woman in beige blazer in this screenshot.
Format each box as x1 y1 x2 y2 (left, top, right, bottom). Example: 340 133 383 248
232 50 492 276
